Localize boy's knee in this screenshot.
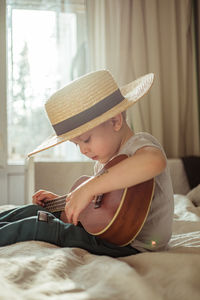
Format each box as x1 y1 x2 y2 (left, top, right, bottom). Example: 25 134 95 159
25 204 46 215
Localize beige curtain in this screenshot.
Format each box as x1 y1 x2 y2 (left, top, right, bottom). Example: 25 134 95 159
86 0 200 158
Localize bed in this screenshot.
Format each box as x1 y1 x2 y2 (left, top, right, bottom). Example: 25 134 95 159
0 158 200 300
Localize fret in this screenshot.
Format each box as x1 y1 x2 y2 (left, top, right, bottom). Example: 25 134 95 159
45 195 67 205
44 195 67 212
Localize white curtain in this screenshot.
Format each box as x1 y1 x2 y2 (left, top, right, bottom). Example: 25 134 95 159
86 0 200 158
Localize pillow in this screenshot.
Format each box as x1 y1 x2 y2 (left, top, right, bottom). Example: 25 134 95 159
168 159 190 194
187 184 200 206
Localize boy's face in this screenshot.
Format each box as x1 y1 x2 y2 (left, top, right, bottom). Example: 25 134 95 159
70 119 122 164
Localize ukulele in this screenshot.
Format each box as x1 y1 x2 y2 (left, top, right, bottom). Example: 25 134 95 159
44 154 155 246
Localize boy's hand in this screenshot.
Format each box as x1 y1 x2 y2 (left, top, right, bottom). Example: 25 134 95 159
65 180 94 226
32 190 59 206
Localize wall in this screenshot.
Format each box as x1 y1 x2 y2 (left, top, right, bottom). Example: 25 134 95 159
0 161 94 206
34 161 94 196
0 165 25 205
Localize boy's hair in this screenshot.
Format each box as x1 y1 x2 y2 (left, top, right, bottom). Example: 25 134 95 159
122 111 127 120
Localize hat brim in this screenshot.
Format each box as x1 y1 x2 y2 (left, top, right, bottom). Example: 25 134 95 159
28 73 154 157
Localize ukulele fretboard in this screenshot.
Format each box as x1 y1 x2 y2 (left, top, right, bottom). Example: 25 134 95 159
44 195 67 212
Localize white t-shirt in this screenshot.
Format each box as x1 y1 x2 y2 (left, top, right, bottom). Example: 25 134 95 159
94 132 174 252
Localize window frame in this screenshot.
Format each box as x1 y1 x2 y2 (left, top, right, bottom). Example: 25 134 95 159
0 0 9 204
0 0 8 168
6 0 88 164
0 0 88 205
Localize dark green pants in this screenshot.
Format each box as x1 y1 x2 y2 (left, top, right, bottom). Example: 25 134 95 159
0 204 139 257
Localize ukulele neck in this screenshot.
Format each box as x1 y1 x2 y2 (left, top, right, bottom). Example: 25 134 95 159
44 195 67 213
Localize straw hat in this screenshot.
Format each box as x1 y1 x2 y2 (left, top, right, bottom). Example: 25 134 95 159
28 70 154 157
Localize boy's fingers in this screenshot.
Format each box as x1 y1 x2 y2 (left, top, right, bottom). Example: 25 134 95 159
32 189 44 198
37 192 55 201
65 202 74 224
73 214 78 226
37 194 47 201
32 191 45 203
71 207 80 226
32 191 47 204
65 193 71 202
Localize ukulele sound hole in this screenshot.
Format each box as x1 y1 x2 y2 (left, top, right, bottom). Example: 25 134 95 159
94 194 103 209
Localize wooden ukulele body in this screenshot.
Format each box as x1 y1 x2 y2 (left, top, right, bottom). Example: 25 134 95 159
45 155 154 246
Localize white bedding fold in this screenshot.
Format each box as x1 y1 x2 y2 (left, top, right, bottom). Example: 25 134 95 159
0 194 199 300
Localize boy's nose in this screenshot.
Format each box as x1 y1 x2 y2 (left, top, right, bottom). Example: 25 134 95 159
79 143 89 155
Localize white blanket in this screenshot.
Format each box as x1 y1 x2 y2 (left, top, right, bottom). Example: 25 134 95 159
0 194 200 300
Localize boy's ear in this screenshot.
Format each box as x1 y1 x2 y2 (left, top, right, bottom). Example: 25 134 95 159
110 113 123 131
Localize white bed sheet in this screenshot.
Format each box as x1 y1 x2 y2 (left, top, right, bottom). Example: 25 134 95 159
0 194 199 300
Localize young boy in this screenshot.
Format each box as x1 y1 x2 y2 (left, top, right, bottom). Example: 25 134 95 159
0 70 174 257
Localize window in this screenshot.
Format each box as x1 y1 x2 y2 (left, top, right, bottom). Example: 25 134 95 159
6 0 89 163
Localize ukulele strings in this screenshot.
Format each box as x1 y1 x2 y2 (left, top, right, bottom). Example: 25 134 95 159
44 195 67 212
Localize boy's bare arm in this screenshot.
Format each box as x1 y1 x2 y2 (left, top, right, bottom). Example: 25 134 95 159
91 147 166 194
65 146 166 225
90 146 166 195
